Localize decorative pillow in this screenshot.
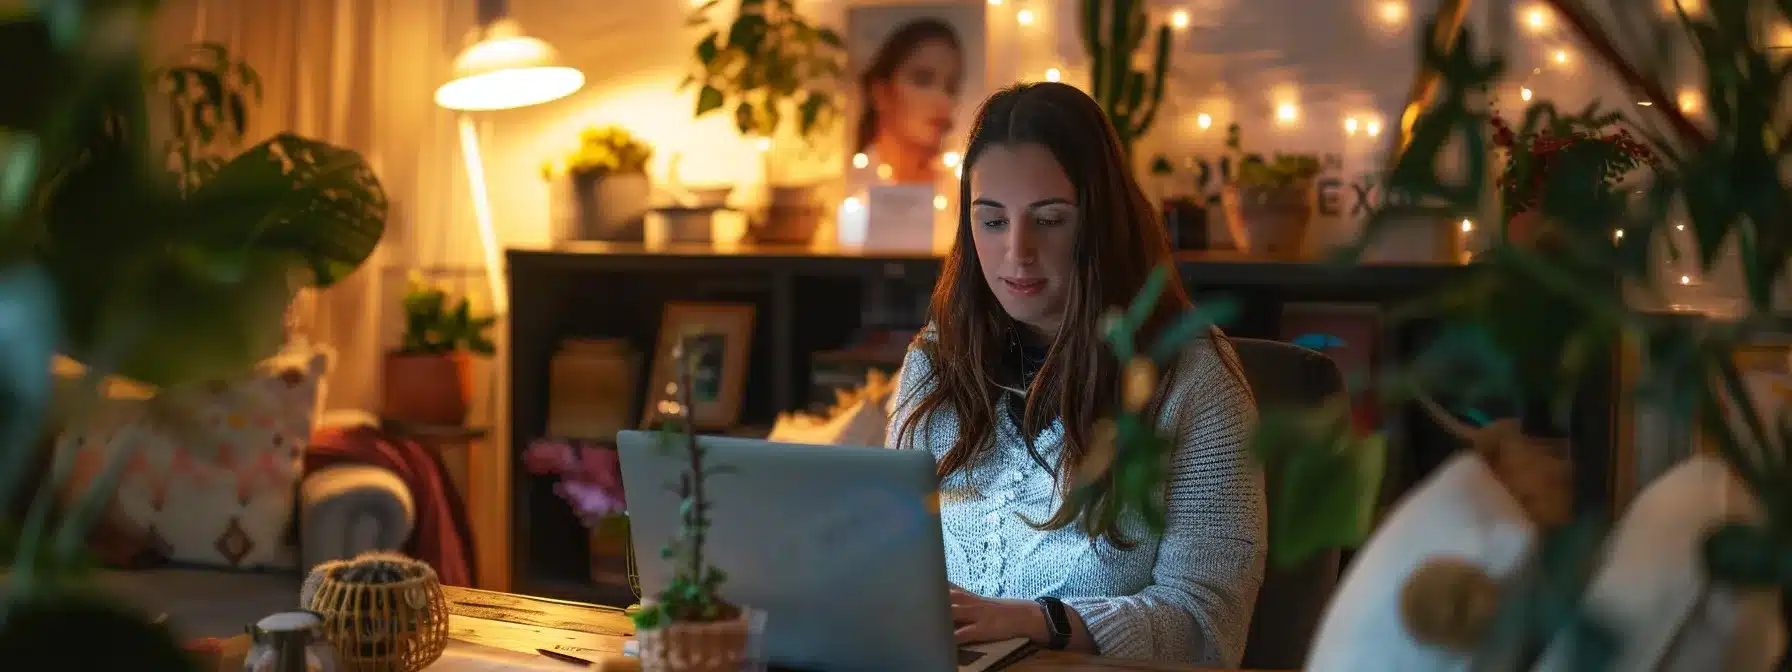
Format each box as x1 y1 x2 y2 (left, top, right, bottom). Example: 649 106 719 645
1533 454 1785 671
1305 452 1539 672
54 345 331 571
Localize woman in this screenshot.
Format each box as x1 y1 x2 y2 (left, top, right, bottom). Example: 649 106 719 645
886 82 1266 667
855 18 963 185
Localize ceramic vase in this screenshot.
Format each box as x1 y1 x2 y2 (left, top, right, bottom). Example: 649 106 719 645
636 607 768 672
555 171 651 243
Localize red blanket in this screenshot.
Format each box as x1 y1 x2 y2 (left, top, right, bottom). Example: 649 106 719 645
304 424 475 587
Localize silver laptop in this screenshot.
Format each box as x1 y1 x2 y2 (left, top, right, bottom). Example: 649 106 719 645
617 431 961 671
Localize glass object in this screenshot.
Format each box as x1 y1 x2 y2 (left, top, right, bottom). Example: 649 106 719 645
245 611 339 672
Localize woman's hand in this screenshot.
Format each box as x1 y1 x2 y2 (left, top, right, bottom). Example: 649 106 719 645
949 586 1046 645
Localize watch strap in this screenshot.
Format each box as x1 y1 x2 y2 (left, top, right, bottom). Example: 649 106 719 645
1035 596 1071 650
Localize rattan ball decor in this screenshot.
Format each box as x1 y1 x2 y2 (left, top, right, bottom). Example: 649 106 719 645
304 552 449 672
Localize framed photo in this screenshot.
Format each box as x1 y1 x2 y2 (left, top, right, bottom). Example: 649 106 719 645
642 302 757 430
842 2 988 247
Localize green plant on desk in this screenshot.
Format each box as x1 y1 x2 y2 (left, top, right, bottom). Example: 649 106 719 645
632 331 738 628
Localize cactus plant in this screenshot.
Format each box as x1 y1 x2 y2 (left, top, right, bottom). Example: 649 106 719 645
1080 0 1172 153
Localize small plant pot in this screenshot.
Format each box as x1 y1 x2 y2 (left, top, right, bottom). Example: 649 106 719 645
557 171 651 243
1223 182 1314 259
752 184 822 244
382 352 471 426
636 606 768 672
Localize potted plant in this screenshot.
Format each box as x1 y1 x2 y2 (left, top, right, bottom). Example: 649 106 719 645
382 276 497 427
542 125 656 244
682 0 845 244
1196 124 1321 258
522 438 634 594
1488 111 1657 248
631 332 765 671
0 5 385 667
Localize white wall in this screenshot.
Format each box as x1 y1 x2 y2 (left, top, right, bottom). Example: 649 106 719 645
465 0 1681 262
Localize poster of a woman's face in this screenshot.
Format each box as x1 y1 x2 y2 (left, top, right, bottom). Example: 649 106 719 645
847 3 986 187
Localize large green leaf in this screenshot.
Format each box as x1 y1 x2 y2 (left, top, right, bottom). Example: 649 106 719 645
184 133 386 288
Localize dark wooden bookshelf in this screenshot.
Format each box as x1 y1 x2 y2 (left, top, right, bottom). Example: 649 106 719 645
503 242 1613 606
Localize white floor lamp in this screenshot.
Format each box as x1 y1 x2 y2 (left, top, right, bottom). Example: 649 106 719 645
434 3 583 589
435 7 585 313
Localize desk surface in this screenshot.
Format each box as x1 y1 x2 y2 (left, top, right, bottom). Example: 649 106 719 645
440 585 1242 671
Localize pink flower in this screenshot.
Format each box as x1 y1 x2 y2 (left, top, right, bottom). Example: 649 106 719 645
527 438 628 528
523 439 578 476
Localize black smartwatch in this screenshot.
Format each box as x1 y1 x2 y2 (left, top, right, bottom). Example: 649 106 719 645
1035 596 1071 650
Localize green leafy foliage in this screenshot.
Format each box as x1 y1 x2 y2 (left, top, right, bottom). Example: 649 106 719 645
1250 401 1385 570
396 277 497 357
1080 0 1172 152
0 1 386 649
682 0 845 144
632 333 739 628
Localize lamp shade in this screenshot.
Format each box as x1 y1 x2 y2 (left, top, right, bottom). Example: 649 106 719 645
434 19 584 111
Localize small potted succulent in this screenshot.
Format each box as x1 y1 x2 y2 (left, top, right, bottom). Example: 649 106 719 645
381 275 497 427
631 332 765 671
543 125 656 243
1203 123 1322 258
523 438 633 591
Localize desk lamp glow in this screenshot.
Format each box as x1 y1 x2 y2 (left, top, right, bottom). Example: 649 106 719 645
435 13 584 315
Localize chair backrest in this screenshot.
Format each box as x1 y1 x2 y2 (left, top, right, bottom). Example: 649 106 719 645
1229 337 1346 670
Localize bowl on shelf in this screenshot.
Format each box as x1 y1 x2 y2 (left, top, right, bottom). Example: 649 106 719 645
684 185 734 209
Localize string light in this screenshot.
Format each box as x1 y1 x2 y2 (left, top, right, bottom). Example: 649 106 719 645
1378 1 1407 25
1637 100 1654 106
843 196 863 212
1171 9 1190 29
933 195 948 211
1680 274 1692 285
1614 228 1625 240
757 137 772 152
989 0 1003 4
954 165 963 179
1676 223 1686 231
1197 113 1213 129
1553 49 1569 64
1344 117 1359 135
1461 219 1474 232
1678 88 1702 113
1524 6 1549 31
852 153 869 169
1521 86 1534 101
1276 103 1299 124
1045 68 1062 82
1016 8 1035 25
877 163 893 180
1366 119 1382 136
942 151 961 168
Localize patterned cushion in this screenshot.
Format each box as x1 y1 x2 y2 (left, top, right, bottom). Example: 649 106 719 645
54 346 331 571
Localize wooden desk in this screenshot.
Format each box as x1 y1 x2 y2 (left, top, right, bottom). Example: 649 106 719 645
439 586 1248 671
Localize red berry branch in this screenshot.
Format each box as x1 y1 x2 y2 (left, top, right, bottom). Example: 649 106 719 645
1491 113 1659 223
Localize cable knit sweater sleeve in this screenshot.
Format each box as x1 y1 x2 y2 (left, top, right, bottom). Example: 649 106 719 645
1060 336 1267 666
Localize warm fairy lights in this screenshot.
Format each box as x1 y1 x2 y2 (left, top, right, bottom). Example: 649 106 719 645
1378 1 1407 26
1524 6 1550 32
1521 87 1534 101
1365 119 1381 136
877 163 893 180
1344 117 1359 135
1016 9 1035 25
1553 49 1569 64
942 151 961 168
934 194 948 210
1460 219 1473 232
1276 103 1298 124
1045 68 1061 82
1170 9 1190 29
1678 89 1702 113
852 152 868 169
1197 113 1213 129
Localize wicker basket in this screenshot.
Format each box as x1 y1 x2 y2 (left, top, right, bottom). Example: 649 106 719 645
304 554 450 672
636 607 767 672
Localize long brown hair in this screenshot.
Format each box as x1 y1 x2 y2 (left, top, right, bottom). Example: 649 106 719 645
893 82 1191 546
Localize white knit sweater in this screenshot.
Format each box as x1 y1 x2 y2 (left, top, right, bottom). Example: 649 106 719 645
886 332 1267 667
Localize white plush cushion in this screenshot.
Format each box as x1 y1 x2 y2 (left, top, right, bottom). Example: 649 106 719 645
1536 454 1785 671
1306 453 1539 672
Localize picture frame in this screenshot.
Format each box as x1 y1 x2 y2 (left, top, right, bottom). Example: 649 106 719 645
642 302 757 430
841 1 988 250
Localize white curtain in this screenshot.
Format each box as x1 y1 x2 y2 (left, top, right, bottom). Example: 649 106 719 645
149 0 480 413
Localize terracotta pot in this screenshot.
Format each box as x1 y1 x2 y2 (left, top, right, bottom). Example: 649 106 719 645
382 352 471 426
636 607 767 672
1222 181 1314 259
